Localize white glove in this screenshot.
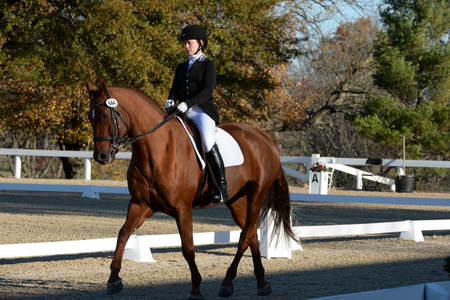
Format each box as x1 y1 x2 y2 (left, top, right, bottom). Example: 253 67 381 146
164 99 175 110
176 102 188 113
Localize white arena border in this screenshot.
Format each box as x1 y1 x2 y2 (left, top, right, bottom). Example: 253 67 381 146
309 280 450 300
1 217 449 262
0 230 243 263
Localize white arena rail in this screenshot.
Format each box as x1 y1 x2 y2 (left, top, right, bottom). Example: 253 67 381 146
1 148 450 190
1 211 450 262
0 148 130 180
0 211 299 261
0 230 243 262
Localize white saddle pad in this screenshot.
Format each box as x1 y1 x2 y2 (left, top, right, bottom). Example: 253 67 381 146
176 117 244 169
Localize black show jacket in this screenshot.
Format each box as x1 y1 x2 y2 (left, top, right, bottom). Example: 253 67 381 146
168 57 220 123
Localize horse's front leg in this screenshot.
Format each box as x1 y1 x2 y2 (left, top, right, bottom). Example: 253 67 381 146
107 201 153 295
175 208 204 300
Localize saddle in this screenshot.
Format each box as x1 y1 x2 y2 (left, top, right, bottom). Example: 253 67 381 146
175 116 244 168
174 116 244 205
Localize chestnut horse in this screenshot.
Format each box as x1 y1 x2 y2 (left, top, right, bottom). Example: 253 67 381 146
87 83 296 299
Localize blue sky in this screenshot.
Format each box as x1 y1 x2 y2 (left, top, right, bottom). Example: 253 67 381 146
321 0 382 34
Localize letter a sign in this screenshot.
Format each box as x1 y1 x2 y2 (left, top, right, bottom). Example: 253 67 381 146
312 173 318 183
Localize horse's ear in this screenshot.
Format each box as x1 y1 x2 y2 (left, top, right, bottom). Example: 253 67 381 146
86 82 97 93
98 79 108 96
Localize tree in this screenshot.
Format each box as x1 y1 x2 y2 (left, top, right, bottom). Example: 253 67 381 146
289 18 380 128
277 18 396 189
0 0 300 178
355 96 449 159
355 0 450 160
289 0 369 38
0 0 372 179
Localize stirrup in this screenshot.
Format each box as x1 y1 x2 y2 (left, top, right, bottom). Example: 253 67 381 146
212 191 224 203
212 188 227 204
212 195 224 204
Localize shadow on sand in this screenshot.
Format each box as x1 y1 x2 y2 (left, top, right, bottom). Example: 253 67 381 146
0 254 448 300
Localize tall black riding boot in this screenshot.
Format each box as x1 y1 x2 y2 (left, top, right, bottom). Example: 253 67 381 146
206 144 229 203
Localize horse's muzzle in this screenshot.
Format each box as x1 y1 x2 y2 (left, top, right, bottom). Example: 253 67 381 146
93 149 116 165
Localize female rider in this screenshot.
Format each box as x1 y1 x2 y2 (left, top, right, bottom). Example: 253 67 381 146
165 24 228 203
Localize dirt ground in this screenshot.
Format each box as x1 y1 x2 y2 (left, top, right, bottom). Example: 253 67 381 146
0 181 449 300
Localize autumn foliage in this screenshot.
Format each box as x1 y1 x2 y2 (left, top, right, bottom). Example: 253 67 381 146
0 0 302 177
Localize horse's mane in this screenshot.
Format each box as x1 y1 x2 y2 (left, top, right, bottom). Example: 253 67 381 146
111 86 163 113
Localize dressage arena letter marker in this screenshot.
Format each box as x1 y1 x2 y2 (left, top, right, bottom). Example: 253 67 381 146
312 174 318 183
106 98 118 108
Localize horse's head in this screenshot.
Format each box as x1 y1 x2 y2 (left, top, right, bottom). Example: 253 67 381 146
87 82 129 165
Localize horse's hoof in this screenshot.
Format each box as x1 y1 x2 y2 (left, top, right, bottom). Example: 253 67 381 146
218 285 234 297
257 283 272 296
106 278 123 295
188 294 205 300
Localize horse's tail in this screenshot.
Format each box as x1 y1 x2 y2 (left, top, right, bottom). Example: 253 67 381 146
259 165 298 244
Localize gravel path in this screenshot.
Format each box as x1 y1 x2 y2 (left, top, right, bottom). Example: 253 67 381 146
0 185 449 299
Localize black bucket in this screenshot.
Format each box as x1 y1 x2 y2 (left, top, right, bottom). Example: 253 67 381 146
395 176 415 193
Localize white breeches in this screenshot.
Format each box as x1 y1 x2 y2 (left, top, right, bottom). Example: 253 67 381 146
185 106 216 152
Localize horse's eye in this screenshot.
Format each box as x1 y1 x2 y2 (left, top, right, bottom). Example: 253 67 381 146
100 112 109 120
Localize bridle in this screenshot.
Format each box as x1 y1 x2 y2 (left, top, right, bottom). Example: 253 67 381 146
90 88 178 151
91 99 129 152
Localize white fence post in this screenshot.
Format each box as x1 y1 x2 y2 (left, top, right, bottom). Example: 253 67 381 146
399 221 424 242
356 169 363 190
84 158 92 180
259 209 301 259
123 235 155 263
309 171 329 195
81 185 100 199
390 183 396 192
14 156 21 179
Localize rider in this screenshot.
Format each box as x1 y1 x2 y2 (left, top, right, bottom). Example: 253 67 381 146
165 24 229 203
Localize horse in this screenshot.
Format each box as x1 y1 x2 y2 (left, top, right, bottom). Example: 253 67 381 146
86 82 297 299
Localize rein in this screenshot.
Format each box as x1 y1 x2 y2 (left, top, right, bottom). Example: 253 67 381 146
92 94 177 150
119 110 177 148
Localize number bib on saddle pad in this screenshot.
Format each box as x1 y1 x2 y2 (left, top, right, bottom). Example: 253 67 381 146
176 116 244 169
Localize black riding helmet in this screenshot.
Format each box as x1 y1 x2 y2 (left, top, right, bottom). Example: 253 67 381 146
180 24 208 49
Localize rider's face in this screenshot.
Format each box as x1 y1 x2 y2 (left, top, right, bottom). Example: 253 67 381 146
185 39 201 56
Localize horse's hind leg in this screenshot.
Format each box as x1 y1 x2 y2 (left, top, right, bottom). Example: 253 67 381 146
220 189 270 297
175 208 204 300
107 201 153 295
249 234 271 295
